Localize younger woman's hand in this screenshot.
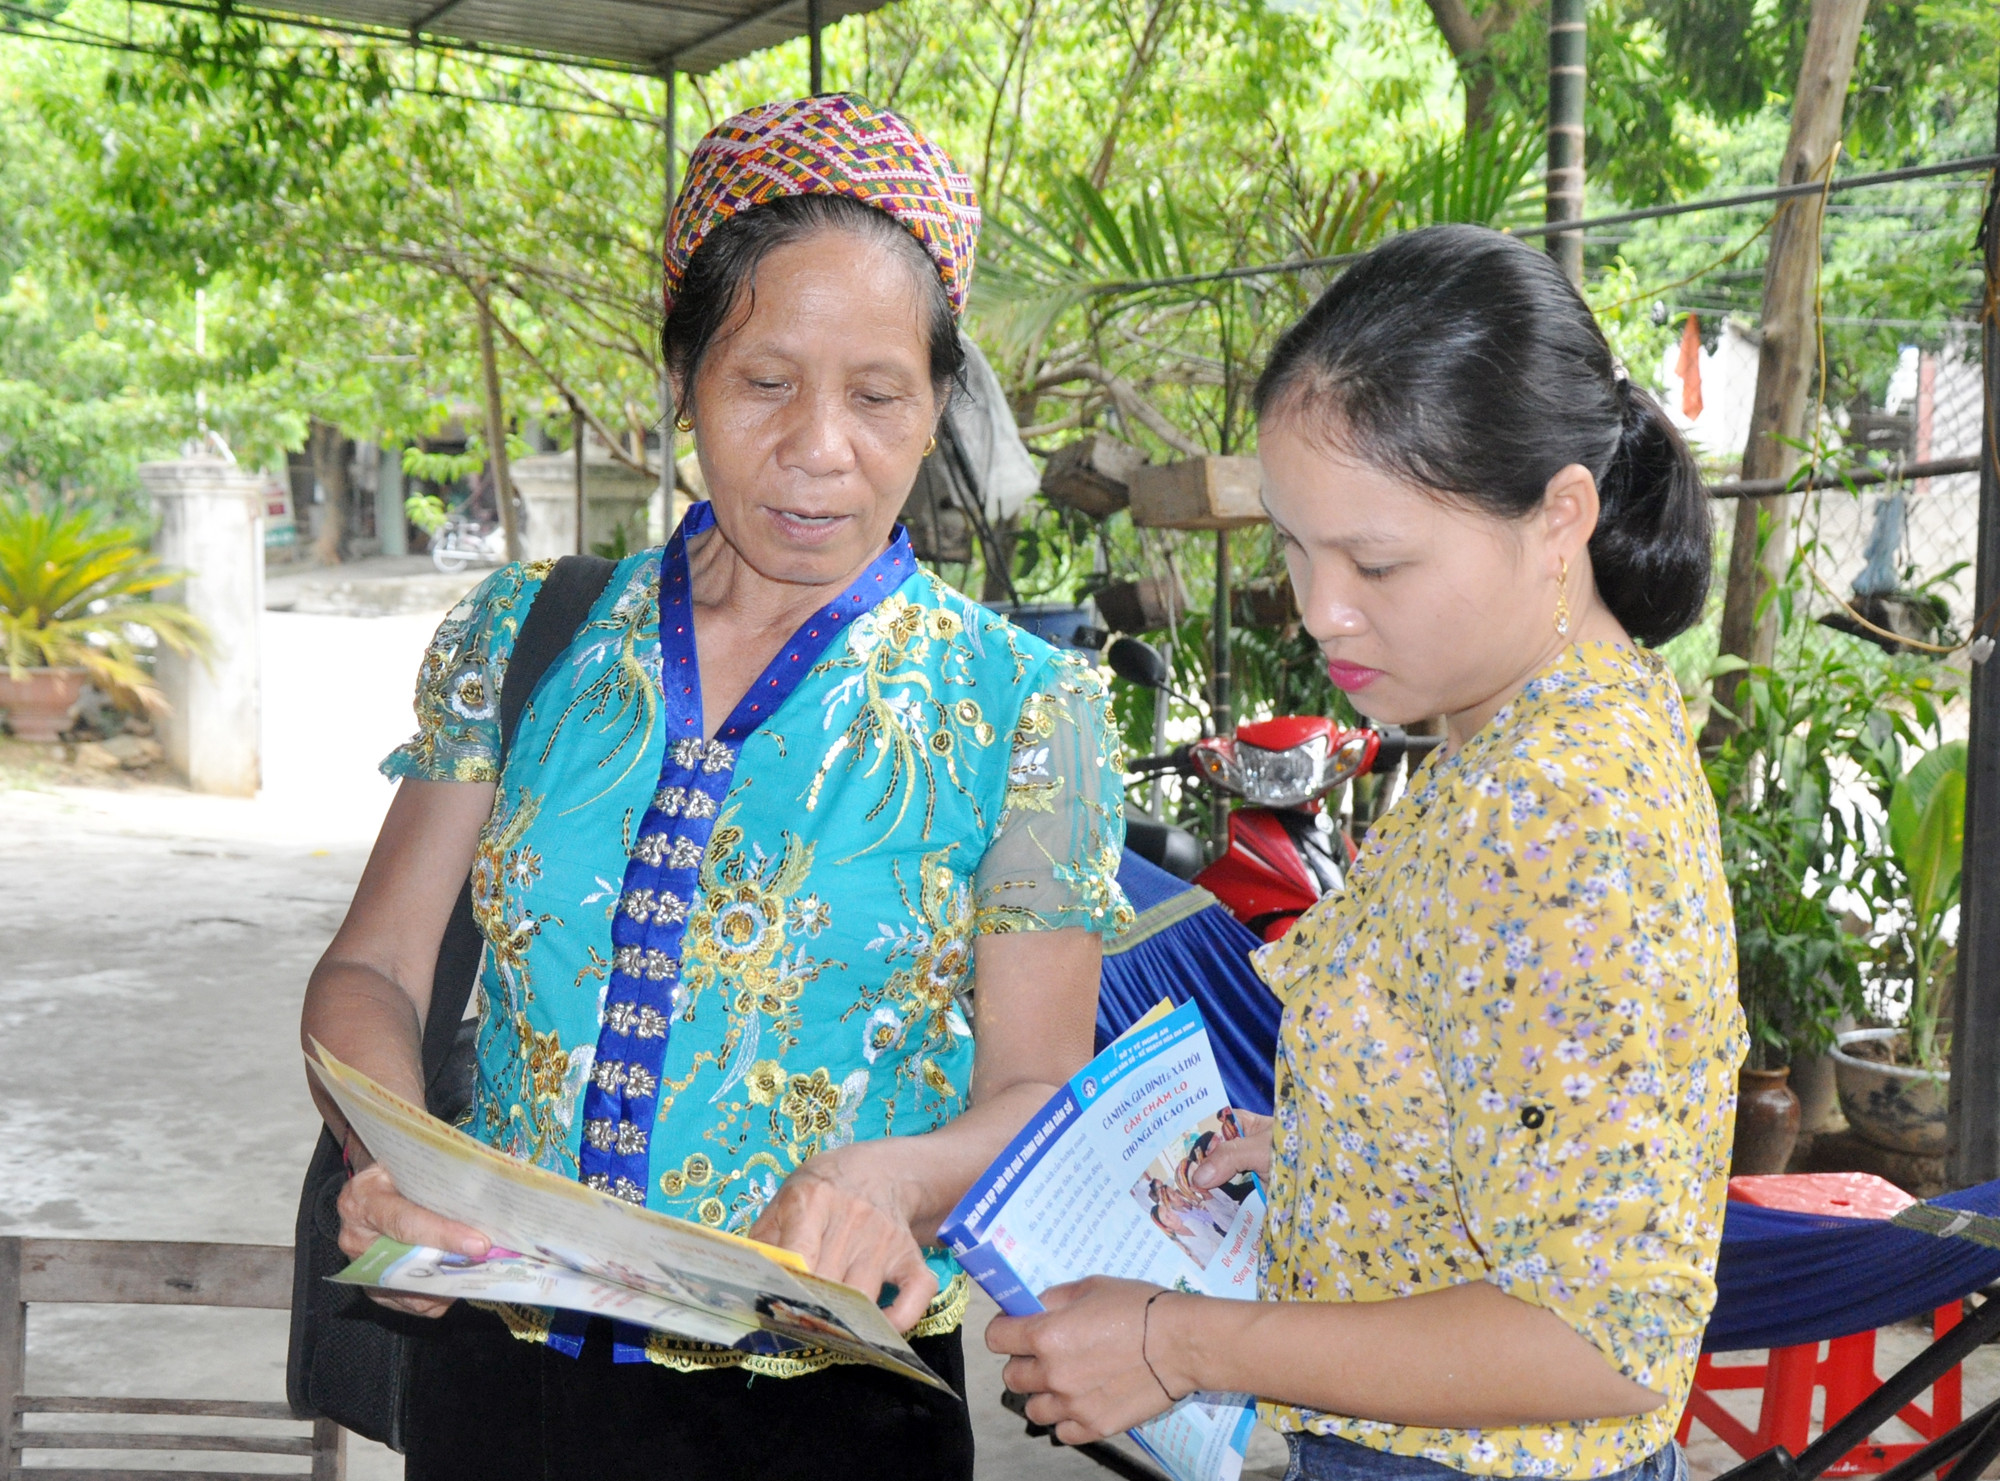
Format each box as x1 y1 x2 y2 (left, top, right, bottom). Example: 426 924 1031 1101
987 1276 1192 1444
1189 1109 1273 1190
750 1144 940 1333
337 1156 490 1318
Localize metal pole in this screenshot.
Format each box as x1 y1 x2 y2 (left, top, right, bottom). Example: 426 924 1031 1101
1546 0 1586 285
660 65 679 530
1210 528 1232 852
1946 91 2000 1188
572 399 586 556
807 0 823 93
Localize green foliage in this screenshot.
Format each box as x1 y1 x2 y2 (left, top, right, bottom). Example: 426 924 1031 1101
0 492 211 709
404 492 450 536
401 434 528 489
1704 525 1962 1067
1391 114 1545 231
1882 741 1966 1069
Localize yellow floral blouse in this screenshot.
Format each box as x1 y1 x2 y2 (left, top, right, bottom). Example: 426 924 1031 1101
1254 640 1745 1477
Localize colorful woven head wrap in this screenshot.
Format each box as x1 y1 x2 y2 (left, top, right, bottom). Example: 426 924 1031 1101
664 94 981 320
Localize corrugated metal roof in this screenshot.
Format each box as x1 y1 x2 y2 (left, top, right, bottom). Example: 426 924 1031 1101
140 0 893 75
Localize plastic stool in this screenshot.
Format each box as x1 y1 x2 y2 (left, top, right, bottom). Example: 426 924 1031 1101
1676 1174 1964 1476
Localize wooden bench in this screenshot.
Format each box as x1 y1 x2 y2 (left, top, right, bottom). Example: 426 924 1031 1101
0 1237 343 1481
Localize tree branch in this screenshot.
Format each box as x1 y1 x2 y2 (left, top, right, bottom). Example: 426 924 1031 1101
1037 360 1206 455
455 271 659 480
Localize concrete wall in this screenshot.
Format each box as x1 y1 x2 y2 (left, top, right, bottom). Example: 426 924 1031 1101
142 456 264 797
512 445 656 562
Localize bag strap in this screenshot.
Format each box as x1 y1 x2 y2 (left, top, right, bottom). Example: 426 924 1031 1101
419 554 617 1100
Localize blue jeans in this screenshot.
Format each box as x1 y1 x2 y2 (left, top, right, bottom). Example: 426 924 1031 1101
1283 1433 1687 1481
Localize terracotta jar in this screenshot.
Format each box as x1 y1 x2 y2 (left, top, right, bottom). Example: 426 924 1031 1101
1732 1065 1803 1175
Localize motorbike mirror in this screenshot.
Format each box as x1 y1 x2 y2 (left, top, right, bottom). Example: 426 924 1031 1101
1107 637 1171 691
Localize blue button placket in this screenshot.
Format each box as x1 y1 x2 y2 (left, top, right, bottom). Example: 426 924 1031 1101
561 501 913 1362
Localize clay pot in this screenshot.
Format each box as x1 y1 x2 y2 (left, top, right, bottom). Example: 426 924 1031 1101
0 667 88 743
1830 1027 1949 1156
1732 1065 1803 1175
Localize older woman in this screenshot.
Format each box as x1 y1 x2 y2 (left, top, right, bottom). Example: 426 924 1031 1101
990 226 1743 1481
301 95 1128 1481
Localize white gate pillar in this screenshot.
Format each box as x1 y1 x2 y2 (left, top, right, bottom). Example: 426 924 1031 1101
141 455 264 797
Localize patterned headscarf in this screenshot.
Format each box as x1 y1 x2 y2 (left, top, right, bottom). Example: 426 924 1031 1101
663 94 981 320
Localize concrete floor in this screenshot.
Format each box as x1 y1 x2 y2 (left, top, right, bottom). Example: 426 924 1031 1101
4 558 1993 1481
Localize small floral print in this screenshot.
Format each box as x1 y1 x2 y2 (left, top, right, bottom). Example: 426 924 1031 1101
1253 641 1745 1476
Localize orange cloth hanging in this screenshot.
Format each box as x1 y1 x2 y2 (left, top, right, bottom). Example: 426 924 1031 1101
1677 313 1705 420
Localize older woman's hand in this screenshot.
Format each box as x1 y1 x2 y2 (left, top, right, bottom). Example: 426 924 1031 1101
987 1276 1189 1444
750 1142 941 1332
337 1154 491 1318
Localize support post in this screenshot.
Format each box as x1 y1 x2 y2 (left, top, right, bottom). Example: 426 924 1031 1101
1546 0 1586 286
141 454 265 797
474 294 521 562
1945 97 2000 1189
572 401 586 556
659 64 679 541
1210 528 1232 853
1 1239 22 1481
808 0 824 93
376 443 407 558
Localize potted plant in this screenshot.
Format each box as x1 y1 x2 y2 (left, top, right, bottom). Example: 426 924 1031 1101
0 493 210 742
1831 741 1964 1155
1707 645 1873 1173
1701 567 1964 1172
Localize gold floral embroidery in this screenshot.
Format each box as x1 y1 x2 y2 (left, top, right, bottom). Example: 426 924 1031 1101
680 812 839 1039
803 587 1001 856
639 1273 971 1378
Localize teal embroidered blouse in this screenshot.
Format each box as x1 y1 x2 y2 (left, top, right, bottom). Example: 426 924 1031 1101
382 509 1131 1369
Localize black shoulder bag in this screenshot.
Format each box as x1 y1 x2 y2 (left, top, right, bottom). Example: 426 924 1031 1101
287 554 615 1450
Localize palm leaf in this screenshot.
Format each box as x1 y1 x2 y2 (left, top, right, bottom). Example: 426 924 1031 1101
0 493 214 709
1392 118 1545 231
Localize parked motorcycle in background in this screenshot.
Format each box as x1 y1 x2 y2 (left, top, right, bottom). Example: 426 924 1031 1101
1108 636 1438 941
429 515 510 574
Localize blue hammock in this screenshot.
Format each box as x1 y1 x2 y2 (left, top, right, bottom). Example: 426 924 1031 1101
1096 848 2000 1354
1098 850 1281 1117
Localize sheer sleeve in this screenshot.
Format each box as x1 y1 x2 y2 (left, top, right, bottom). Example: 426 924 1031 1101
973 652 1133 941
380 560 547 783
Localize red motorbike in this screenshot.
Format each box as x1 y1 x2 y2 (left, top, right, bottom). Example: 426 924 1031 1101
1108 637 1438 941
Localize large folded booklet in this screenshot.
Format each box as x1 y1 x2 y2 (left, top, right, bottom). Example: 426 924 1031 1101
307 1044 951 1392
940 1000 1263 1481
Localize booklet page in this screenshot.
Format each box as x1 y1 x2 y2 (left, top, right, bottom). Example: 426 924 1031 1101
941 1000 1262 1481
310 1044 950 1392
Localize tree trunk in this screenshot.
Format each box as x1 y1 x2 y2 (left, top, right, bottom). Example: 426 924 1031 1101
1545 0 1587 285
476 294 523 563
308 417 349 566
1701 0 1871 747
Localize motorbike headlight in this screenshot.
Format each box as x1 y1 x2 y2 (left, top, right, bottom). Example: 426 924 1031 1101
1231 735 1331 807
1191 729 1379 807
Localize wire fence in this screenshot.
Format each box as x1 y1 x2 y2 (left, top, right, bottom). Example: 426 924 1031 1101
1793 334 1987 633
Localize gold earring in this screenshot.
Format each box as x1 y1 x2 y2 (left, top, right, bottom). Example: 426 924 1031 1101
1553 558 1572 638
923 433 938 457
674 413 693 433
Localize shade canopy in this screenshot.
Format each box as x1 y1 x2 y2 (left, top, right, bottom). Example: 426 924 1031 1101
131 0 891 75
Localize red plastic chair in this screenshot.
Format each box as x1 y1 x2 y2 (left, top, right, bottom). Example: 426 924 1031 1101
1677 1174 1965 1476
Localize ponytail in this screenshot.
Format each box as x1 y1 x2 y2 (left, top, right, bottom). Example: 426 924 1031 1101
1593 381 1710 644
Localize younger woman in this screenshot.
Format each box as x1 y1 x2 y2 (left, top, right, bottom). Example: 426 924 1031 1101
989 224 1744 1481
